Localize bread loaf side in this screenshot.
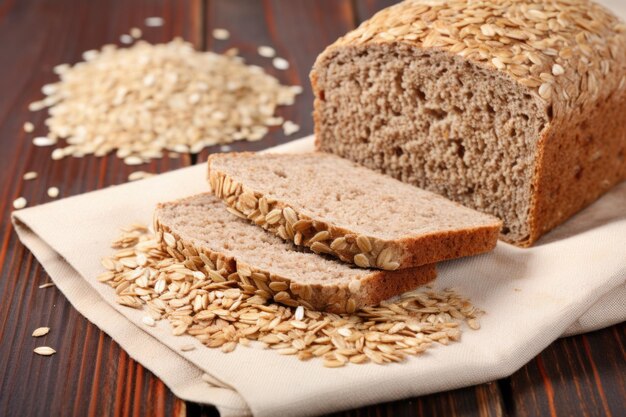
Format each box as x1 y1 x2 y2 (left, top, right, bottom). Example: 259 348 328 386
311 0 626 246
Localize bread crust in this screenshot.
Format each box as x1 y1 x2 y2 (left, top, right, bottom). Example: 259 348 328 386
208 153 501 269
154 197 436 314
525 89 626 246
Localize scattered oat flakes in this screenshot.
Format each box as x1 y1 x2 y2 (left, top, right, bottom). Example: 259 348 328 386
41 84 56 95
98 225 483 368
144 17 164 27
23 171 38 180
272 57 289 70
51 149 64 160
33 136 56 147
180 344 196 352
124 156 144 166
13 197 27 210
32 327 50 337
82 49 98 61
282 120 300 136
219 145 232 152
23 122 34 132
130 27 142 39
290 85 303 95
39 282 55 289
142 316 156 327
34 346 56 356
212 28 230 40
53 63 70 75
47 187 60 198
128 171 155 181
258 46 276 58
467 318 481 330
120 34 134 44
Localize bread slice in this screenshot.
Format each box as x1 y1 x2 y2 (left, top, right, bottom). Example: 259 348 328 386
208 152 502 270
310 0 626 247
153 193 436 313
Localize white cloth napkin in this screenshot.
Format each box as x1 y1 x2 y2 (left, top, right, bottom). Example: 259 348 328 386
12 136 626 417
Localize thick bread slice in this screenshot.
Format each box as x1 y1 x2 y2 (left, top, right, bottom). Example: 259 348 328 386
153 193 436 313
208 152 502 270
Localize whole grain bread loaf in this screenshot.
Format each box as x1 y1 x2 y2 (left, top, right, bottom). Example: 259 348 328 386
208 152 501 270
311 0 626 247
154 193 436 313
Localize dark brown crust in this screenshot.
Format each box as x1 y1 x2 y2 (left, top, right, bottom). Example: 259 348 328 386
523 90 626 247
154 196 437 313
397 225 501 266
356 264 437 306
208 152 501 269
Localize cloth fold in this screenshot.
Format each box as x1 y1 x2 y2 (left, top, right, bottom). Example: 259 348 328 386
12 136 626 417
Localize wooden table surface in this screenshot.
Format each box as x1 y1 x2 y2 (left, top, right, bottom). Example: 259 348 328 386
0 1 624 416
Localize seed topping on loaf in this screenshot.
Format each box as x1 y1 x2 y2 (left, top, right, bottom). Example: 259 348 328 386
325 0 626 117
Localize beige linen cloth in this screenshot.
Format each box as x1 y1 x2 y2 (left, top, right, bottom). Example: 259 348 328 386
12 135 626 417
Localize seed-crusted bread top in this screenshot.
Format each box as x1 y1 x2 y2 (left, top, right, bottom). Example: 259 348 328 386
153 193 436 312
208 152 502 269
316 0 626 119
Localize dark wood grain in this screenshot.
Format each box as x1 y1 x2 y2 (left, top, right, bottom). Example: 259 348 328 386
0 1 624 417
0 0 199 416
508 323 626 417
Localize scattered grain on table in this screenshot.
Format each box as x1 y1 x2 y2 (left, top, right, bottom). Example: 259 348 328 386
13 197 27 210
29 39 301 164
23 171 38 180
128 171 155 181
258 46 276 58
120 34 134 44
144 17 164 27
32 327 50 337
282 121 300 136
34 346 56 356
272 57 289 70
47 187 60 198
99 225 483 368
130 27 142 39
39 282 55 289
33 136 56 147
23 122 34 133
212 28 230 40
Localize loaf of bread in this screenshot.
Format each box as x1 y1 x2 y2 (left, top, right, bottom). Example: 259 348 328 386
208 152 501 270
311 0 626 246
154 193 436 313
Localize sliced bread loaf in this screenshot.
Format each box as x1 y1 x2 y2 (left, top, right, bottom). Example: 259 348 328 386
153 193 436 313
208 152 502 270
310 0 626 247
